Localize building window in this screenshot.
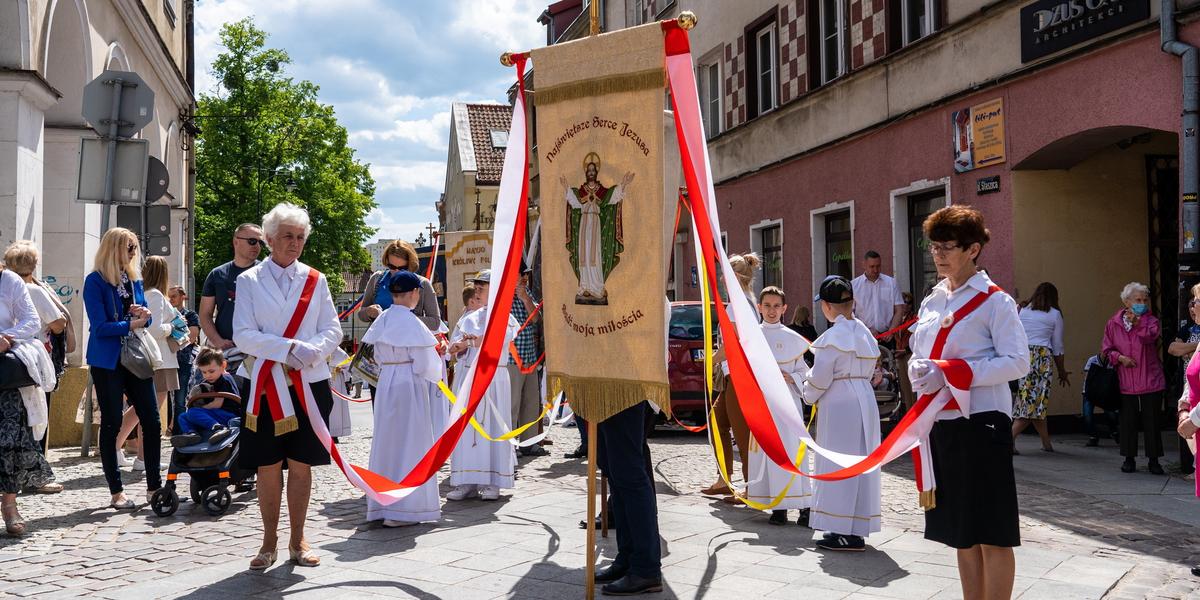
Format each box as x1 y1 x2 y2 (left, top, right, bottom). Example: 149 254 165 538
901 0 937 45
760 223 783 289
163 0 177 27
490 130 509 148
816 0 846 85
907 190 943 298
825 210 853 280
698 62 722 138
745 13 778 120
633 0 676 25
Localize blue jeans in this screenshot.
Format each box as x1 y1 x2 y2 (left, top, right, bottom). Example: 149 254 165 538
177 407 236 434
173 348 196 430
1082 396 1119 439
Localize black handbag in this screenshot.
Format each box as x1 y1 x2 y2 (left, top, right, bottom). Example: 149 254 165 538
1084 354 1121 412
0 351 35 390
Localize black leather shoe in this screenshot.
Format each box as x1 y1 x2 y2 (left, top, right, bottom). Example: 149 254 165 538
1191 564 1200 577
797 508 810 528
566 446 586 459
1121 457 1136 473
594 563 628 583
601 573 663 596
1149 460 1165 475
768 510 787 526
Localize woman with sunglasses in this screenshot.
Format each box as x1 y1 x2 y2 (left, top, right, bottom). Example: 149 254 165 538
359 240 439 330
83 228 162 510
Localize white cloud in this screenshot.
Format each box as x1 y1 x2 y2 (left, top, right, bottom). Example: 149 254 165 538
366 205 439 243
449 0 547 52
370 161 445 193
351 111 450 152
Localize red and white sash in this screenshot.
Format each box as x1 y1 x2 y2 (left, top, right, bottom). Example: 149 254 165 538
911 284 1001 508
245 268 321 435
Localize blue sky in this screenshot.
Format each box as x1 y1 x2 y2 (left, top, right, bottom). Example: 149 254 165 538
195 0 547 244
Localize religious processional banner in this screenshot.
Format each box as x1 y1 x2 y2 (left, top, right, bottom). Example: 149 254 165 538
442 230 493 327
532 23 671 423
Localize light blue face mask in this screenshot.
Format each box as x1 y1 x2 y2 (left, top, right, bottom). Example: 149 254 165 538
1131 303 1149 316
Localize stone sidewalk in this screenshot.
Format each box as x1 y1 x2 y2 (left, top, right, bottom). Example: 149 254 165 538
0 400 1197 599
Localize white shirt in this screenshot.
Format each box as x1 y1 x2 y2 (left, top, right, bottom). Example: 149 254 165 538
909 271 1030 418
25 283 63 342
852 273 904 333
1019 306 1064 355
264 258 300 298
0 270 38 341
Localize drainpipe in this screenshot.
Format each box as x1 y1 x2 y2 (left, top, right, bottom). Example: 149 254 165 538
1163 0 1200 253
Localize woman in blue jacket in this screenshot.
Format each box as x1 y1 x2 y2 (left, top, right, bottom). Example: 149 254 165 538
83 228 161 510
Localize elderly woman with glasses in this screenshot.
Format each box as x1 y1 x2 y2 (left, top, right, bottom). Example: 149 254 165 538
1102 282 1166 475
83 228 161 510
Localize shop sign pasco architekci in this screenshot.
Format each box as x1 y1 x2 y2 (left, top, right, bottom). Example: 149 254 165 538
1020 0 1151 63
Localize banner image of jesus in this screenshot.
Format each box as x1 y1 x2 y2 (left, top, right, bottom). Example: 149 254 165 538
561 152 634 305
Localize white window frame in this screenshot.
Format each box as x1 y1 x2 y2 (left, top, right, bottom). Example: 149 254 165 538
888 177 951 295
753 25 777 115
901 0 937 45
697 57 722 138
749 218 783 298
810 200 855 328
818 0 846 85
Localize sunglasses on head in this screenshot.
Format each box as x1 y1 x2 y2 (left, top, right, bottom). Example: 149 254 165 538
236 237 264 247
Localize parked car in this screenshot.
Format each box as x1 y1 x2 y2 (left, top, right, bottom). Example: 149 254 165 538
666 301 717 428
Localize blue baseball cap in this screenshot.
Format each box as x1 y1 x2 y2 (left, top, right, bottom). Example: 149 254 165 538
388 270 422 294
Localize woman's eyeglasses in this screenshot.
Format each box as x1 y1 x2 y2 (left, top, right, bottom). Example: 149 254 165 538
236 237 263 247
928 242 961 255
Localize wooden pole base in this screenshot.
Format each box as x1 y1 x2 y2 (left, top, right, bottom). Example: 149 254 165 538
586 420 598 600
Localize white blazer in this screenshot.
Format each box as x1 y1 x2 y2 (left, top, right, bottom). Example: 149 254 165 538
145 288 179 370
232 260 343 383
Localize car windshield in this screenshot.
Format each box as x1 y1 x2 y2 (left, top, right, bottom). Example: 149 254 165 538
669 305 718 340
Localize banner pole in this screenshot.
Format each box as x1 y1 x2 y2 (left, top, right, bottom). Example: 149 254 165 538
586 420 598 599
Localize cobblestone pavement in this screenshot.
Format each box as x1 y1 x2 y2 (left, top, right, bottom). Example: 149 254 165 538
0 404 1198 599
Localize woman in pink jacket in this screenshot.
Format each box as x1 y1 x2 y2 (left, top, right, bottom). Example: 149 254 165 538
1101 282 1166 475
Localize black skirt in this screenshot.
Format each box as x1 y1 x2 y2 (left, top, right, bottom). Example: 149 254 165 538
239 379 334 469
924 410 1021 549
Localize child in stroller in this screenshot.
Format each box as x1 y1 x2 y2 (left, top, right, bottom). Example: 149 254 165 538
151 347 254 517
171 348 239 448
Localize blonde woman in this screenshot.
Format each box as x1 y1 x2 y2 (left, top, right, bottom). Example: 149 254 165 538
112 257 179 470
83 228 161 509
701 252 760 498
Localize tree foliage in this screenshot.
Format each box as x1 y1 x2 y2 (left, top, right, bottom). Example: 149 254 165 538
194 19 375 295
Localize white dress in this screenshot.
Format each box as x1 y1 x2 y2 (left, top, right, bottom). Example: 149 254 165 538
363 305 443 523
746 322 813 510
801 315 882 537
428 321 451 438
448 305 519 489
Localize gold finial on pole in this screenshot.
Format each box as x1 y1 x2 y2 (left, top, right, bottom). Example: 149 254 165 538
678 10 698 30
500 52 514 67
589 0 600 36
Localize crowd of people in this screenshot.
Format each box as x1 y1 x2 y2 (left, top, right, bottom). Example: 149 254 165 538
1 200 1198 598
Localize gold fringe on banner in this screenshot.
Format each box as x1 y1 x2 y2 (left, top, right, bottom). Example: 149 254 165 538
534 68 665 106
919 490 937 511
548 372 671 423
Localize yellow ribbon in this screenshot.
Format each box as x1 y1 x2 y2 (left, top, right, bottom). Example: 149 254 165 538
437 381 556 443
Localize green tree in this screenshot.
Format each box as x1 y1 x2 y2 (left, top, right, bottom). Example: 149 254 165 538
194 18 375 295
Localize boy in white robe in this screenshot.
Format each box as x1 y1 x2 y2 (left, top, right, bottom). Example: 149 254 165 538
747 286 814 526
445 270 519 501
363 271 444 526
801 275 882 552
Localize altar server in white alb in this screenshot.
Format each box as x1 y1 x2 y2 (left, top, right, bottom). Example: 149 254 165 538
363 270 444 526
747 286 813 526
801 275 882 552
445 270 519 501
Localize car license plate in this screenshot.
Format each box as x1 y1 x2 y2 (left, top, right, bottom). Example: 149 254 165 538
691 349 705 361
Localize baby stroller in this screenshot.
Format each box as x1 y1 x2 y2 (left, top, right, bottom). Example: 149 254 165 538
873 345 906 430
151 385 255 517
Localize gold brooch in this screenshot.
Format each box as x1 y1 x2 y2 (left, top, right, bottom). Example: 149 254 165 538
940 314 955 329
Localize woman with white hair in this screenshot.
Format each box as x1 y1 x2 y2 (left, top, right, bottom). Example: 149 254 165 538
233 203 341 570
1101 281 1166 475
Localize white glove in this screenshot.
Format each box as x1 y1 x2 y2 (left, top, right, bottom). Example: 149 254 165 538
289 341 322 368
284 353 306 371
909 359 946 396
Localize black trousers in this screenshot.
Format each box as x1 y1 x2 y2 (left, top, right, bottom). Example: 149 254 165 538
92 365 161 494
596 402 661 578
1120 393 1163 459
